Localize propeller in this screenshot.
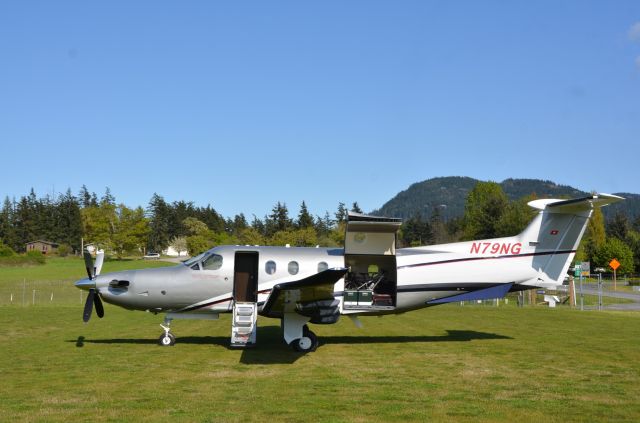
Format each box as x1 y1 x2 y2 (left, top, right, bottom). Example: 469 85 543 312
81 249 105 322
82 288 104 322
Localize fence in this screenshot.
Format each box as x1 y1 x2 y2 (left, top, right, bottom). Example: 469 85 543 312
0 279 85 306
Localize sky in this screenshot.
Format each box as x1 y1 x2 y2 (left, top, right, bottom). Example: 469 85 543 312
1 1 639 219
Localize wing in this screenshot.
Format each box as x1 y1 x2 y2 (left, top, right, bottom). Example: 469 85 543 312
260 268 348 324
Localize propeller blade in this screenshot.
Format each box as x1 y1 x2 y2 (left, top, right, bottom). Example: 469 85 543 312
83 288 95 322
94 250 105 277
83 250 94 280
94 292 104 318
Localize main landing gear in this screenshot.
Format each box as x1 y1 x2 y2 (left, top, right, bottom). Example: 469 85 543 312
282 313 319 353
291 325 318 353
158 316 176 346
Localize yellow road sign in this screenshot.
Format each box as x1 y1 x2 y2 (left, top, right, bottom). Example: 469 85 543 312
609 258 620 271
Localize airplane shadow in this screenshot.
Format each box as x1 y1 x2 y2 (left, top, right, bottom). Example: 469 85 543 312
69 328 512 365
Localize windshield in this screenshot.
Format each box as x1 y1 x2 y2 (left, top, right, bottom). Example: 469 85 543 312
183 252 208 266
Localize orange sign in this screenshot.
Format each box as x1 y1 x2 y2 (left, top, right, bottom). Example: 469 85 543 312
609 258 620 271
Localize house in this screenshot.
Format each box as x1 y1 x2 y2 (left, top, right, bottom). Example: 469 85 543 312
164 245 188 257
26 240 59 255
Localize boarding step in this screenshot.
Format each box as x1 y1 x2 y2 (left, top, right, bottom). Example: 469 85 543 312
230 301 257 348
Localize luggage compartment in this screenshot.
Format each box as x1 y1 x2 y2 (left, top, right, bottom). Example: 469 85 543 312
343 212 401 311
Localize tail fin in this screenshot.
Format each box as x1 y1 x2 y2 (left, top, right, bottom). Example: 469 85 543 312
518 194 623 285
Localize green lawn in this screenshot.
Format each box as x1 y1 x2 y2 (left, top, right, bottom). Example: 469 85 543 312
1 304 639 422
0 257 175 306
1 259 640 421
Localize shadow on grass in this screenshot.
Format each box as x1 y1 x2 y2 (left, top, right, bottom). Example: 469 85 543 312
321 330 513 345
68 328 512 365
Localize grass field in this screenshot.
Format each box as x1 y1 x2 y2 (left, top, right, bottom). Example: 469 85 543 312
2 259 640 422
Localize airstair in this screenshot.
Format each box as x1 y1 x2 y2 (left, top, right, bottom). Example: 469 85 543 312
230 301 257 347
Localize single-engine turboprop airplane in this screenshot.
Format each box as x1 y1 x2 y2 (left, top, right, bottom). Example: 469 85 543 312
75 194 622 352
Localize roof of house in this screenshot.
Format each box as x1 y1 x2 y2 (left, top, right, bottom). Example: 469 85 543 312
26 240 59 246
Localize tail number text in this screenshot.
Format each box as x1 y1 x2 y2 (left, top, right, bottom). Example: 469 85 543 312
470 242 522 255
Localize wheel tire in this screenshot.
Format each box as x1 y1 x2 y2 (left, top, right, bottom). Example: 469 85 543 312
158 332 176 346
292 328 318 353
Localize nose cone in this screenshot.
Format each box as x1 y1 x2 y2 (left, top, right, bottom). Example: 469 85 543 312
75 278 95 291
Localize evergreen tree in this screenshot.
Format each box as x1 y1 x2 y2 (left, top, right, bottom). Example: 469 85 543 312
251 215 266 236
265 202 292 236
147 193 171 253
335 202 348 223
0 197 16 249
351 202 363 214
607 212 630 240
13 195 37 251
314 212 334 237
55 189 83 251
79 185 94 208
297 201 314 229
101 187 116 206
401 213 433 246
430 206 448 244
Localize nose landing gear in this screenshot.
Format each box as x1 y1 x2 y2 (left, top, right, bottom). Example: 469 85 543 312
158 316 176 346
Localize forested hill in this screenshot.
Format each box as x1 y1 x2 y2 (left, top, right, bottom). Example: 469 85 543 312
372 176 640 221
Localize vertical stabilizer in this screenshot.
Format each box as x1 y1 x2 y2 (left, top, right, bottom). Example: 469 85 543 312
518 194 623 285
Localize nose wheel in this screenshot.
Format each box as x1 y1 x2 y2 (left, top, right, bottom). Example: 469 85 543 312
158 318 176 346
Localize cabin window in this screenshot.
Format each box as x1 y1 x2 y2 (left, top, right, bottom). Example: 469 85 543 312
265 260 276 275
191 263 200 271
318 262 328 272
202 254 223 270
288 261 299 275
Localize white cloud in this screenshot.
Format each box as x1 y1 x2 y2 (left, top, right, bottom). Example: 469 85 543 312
629 22 640 41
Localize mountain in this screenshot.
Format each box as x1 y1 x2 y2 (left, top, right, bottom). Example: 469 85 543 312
372 176 640 222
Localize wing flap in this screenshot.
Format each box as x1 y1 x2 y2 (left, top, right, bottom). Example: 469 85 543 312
260 268 348 319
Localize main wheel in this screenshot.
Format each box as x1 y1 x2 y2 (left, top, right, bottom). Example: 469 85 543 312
158 332 176 346
292 328 318 352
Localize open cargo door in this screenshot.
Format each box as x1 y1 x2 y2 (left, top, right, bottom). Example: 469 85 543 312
343 212 402 309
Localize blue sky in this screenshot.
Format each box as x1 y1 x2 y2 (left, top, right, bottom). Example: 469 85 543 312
1 1 639 219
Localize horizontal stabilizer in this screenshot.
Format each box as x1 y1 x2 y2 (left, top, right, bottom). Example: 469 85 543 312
427 283 513 305
528 194 624 213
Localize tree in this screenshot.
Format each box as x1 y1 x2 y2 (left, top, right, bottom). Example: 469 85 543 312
101 187 116 206
147 193 171 253
462 182 508 240
496 196 536 237
54 189 83 252
81 203 117 251
607 212 630 240
430 206 448 244
593 237 635 274
335 202 348 224
314 212 334 237
296 201 314 229
401 213 433 247
0 197 16 249
112 205 149 257
238 227 265 246
169 236 188 256
351 202 363 214
265 202 292 236
577 207 606 263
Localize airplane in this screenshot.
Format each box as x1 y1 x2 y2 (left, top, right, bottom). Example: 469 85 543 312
75 193 623 352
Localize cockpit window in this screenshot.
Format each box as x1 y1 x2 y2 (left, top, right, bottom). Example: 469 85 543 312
202 254 223 270
191 263 200 271
184 252 207 267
